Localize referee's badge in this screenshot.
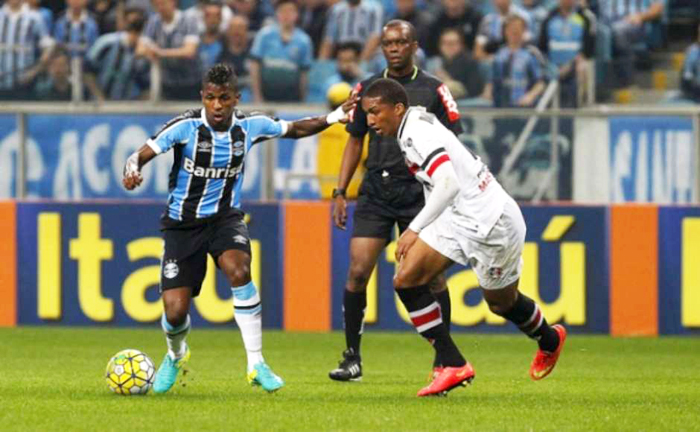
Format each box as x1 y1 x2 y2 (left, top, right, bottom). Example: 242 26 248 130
163 260 179 279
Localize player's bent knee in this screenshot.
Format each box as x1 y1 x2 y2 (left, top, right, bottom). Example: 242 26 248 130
346 264 373 292
225 267 251 287
164 307 188 328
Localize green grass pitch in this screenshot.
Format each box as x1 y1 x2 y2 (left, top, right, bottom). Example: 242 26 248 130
1 327 699 431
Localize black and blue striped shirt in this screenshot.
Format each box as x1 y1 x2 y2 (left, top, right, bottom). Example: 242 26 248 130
148 108 288 221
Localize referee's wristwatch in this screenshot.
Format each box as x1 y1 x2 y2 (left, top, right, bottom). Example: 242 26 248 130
332 188 346 199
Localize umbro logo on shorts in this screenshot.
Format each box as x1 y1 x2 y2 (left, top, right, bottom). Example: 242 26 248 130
233 235 248 244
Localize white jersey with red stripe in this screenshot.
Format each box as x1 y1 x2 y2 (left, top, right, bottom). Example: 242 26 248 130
397 106 509 237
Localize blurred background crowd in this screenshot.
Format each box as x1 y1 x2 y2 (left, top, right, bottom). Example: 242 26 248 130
0 0 698 107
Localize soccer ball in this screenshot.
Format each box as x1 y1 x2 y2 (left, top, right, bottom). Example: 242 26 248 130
105 349 155 395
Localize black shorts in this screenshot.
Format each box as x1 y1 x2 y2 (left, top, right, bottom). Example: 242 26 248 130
352 171 425 242
160 209 251 297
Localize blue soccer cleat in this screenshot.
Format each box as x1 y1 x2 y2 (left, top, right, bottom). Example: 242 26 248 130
247 362 284 392
153 345 190 394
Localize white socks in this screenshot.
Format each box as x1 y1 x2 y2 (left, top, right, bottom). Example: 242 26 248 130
161 313 190 360
232 282 264 372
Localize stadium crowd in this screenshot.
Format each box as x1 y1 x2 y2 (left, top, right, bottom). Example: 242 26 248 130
0 0 685 106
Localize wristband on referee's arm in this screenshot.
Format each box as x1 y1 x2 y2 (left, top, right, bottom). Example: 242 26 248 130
332 188 346 199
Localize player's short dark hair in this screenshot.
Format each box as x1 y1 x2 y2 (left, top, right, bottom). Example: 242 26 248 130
203 63 239 91
363 78 409 108
383 19 417 43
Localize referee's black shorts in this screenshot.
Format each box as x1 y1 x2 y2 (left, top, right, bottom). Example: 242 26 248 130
352 171 425 242
159 209 251 297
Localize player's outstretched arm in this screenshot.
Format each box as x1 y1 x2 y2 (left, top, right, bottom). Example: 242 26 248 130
122 144 157 191
284 94 357 139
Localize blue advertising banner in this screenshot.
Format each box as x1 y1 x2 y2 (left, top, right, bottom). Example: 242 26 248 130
0 115 18 198
331 204 609 333
658 207 700 335
16 202 283 328
23 114 266 200
609 116 696 203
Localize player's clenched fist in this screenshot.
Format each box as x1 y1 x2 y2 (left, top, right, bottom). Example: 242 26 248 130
122 151 143 190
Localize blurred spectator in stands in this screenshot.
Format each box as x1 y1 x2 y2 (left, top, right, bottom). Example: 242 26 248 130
483 14 545 107
393 0 431 51
218 15 252 91
425 0 481 57
427 27 485 100
319 0 383 62
85 7 148 101
317 81 367 199
521 0 548 39
680 25 700 103
475 0 532 60
538 0 596 107
34 47 72 100
0 0 54 100
139 0 200 100
25 0 53 31
299 0 329 57
187 0 233 33
198 1 225 71
249 0 312 102
599 0 663 86
323 42 363 93
225 0 273 33
53 0 99 60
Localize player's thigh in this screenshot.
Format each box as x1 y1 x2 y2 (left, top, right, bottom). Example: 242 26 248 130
469 198 526 292
348 237 387 280
209 210 253 286
161 227 209 299
394 238 453 288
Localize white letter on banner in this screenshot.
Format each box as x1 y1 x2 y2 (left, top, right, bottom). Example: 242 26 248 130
652 131 669 203
25 138 45 198
153 148 173 194
611 131 632 202
0 131 17 198
635 131 648 202
288 135 319 193
675 131 693 203
83 124 110 194
241 143 260 193
54 131 82 199
113 126 150 195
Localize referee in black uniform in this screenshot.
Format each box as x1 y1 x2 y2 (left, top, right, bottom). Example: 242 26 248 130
329 19 464 382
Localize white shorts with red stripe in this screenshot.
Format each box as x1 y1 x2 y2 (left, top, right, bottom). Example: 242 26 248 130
419 196 526 290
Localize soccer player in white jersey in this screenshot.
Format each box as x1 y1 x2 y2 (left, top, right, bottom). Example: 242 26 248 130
122 64 355 394
360 77 567 397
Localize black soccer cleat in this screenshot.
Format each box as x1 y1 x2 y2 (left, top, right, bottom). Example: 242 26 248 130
329 349 362 382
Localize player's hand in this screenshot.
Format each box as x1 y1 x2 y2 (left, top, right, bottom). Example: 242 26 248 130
338 93 359 124
332 195 348 230
122 172 143 190
122 151 142 190
395 229 419 261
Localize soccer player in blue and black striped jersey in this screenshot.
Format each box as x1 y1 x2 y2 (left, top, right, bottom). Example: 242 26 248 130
122 63 355 394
